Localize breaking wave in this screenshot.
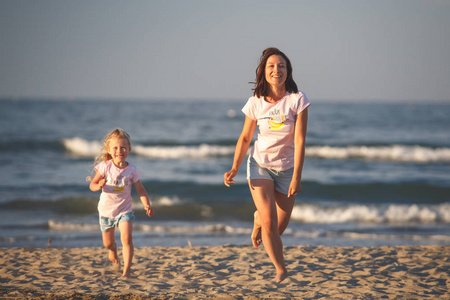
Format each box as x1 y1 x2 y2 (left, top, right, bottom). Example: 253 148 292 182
62 137 450 163
291 203 450 224
306 145 450 163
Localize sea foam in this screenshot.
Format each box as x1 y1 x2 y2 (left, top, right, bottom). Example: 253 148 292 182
134 144 235 159
291 203 450 224
306 145 450 163
62 137 450 163
63 137 102 157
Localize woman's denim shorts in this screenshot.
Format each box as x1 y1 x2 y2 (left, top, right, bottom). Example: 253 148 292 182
100 211 135 232
246 156 293 195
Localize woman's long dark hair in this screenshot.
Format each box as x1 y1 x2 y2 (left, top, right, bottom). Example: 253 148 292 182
252 47 298 98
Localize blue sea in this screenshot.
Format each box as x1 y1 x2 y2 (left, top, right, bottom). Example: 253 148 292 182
0 98 449 248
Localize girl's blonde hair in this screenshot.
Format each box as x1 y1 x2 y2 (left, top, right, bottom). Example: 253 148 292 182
87 128 131 181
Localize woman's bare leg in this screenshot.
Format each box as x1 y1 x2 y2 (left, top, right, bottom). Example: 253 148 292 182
251 210 262 247
274 190 296 235
248 179 287 283
253 190 296 246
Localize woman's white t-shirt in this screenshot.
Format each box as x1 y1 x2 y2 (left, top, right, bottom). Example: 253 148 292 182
242 91 310 171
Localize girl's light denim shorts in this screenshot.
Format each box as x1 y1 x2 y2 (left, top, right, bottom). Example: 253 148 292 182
246 156 293 195
100 211 135 232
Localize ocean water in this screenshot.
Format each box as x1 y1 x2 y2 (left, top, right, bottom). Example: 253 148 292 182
0 99 449 248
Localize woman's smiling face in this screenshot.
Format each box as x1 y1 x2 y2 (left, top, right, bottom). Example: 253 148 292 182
265 54 287 88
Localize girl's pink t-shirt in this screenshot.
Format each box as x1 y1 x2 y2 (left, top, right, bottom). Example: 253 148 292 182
242 91 310 171
95 160 141 219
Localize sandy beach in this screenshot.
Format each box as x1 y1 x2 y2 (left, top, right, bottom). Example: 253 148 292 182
0 244 448 299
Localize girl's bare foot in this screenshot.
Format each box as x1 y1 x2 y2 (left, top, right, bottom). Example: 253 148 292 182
251 211 262 248
109 243 120 271
111 262 120 271
109 243 119 263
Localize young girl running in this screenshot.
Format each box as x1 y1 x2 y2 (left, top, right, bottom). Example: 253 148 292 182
89 128 153 278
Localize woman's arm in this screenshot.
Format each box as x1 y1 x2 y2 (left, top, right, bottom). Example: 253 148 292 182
224 116 257 187
288 108 308 197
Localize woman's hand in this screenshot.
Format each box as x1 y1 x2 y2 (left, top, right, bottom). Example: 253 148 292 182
224 117 256 188
288 178 301 198
224 169 238 187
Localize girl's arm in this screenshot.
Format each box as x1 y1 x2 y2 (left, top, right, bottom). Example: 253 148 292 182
134 180 153 217
288 108 308 198
224 116 257 187
89 171 107 192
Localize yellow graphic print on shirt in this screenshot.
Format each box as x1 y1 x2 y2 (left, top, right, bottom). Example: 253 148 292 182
112 176 127 193
268 115 288 131
113 185 125 193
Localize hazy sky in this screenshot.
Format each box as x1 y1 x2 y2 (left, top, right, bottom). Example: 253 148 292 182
1 0 449 101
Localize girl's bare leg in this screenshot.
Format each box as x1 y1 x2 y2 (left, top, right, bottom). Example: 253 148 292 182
119 221 133 278
102 228 119 269
248 179 287 283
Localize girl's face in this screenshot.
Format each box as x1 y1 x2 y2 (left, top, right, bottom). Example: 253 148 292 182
108 137 130 167
265 55 287 88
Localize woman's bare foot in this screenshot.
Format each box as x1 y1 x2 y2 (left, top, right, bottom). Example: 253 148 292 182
251 211 262 248
272 271 288 283
121 270 131 278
